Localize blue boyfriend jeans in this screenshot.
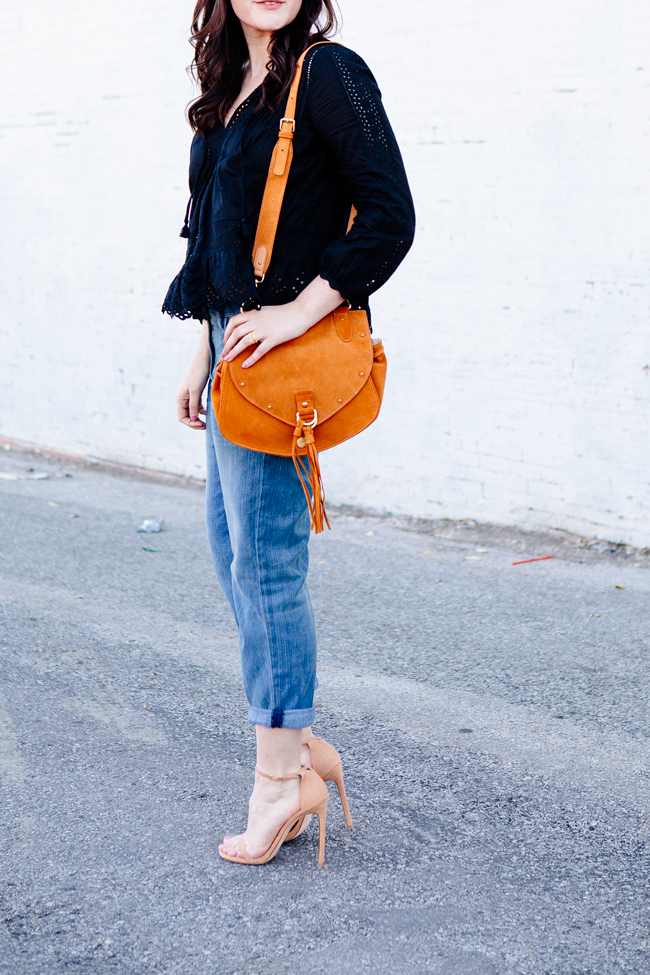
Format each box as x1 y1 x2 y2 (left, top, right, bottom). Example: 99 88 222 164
205 310 317 729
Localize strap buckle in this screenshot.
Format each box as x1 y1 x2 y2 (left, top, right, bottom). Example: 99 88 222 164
279 117 296 135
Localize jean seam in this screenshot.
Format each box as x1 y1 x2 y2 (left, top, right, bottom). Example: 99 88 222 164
251 449 277 715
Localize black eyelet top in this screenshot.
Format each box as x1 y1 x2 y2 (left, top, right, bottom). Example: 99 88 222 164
162 44 415 321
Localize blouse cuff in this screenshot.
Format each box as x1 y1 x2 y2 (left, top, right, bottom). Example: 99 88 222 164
318 271 356 307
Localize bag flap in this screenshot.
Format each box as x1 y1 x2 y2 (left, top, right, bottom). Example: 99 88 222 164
227 310 373 425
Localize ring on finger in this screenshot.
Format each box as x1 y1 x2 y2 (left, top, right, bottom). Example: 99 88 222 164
247 330 258 344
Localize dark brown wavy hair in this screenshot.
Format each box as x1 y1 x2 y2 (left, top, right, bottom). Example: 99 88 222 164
187 0 339 134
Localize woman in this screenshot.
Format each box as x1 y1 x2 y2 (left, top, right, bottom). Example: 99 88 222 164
164 0 415 865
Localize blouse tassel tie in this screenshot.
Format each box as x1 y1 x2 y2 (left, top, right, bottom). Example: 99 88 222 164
179 195 192 238
291 391 330 535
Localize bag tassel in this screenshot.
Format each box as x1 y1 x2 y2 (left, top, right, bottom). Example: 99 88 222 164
292 421 330 534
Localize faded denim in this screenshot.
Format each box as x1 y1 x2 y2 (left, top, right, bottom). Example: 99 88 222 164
204 310 317 729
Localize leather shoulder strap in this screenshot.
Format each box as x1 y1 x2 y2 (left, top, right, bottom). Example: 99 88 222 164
252 41 353 284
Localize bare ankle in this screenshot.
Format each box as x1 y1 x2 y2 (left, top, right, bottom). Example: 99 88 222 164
255 725 302 778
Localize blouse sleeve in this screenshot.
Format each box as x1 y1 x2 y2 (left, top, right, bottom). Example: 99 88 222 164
305 45 416 307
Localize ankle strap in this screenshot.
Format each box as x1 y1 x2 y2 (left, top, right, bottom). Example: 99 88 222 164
255 767 302 781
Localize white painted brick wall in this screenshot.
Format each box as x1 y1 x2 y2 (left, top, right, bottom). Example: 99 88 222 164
1 1 649 545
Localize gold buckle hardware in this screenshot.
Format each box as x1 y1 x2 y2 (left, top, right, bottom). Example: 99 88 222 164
279 117 296 135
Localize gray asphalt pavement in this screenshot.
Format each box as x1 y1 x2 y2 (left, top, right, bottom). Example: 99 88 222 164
1 443 649 975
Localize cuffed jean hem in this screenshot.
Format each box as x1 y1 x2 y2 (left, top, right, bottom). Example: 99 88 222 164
247 706 316 730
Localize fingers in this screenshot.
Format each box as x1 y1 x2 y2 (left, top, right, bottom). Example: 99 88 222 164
223 311 251 346
176 387 207 430
189 388 204 424
241 339 272 369
176 388 189 422
221 304 311 367
181 415 206 430
222 325 255 358
179 415 206 430
223 329 263 364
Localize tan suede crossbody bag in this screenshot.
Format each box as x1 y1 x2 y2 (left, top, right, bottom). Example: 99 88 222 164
211 42 387 533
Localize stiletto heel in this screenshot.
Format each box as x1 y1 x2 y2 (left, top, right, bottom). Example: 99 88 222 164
286 735 353 840
328 762 353 830
315 800 327 867
218 767 328 866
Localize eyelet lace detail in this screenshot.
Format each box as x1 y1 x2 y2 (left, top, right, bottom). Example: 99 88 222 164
162 45 415 320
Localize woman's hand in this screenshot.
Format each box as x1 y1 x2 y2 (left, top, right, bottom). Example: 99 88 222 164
222 276 344 368
222 303 312 368
176 321 211 431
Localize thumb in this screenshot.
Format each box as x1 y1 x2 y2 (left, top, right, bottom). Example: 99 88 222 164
189 389 203 422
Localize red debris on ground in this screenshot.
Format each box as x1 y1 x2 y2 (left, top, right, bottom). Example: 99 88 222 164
512 556 556 565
